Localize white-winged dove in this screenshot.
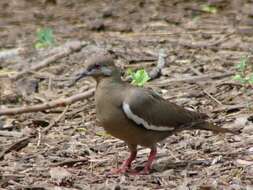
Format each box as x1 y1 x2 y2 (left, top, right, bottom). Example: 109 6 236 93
72 54 236 174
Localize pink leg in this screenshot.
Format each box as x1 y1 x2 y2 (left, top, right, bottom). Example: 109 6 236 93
141 147 157 174
113 150 137 174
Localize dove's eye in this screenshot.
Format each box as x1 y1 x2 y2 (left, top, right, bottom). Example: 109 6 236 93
94 64 101 69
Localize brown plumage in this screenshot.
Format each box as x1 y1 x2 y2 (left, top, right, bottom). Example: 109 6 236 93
72 54 235 174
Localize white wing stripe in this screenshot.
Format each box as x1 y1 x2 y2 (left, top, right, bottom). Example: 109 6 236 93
122 102 174 131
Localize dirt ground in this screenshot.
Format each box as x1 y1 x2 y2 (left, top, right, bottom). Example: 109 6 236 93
0 0 253 189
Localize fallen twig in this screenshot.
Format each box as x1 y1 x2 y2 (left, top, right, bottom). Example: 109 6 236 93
0 47 25 61
0 88 95 116
202 88 223 105
121 32 234 50
124 48 166 82
120 31 226 37
36 128 42 147
43 105 69 134
216 82 244 88
0 106 69 160
149 48 167 80
154 159 212 172
188 65 224 105
0 135 34 160
11 41 88 81
212 102 253 113
50 158 89 167
7 180 52 190
149 71 234 87
0 131 23 138
178 32 235 49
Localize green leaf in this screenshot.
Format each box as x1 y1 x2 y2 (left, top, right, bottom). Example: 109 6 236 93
95 131 111 137
247 74 253 84
129 69 150 87
192 16 200 23
35 27 54 49
127 68 135 80
127 68 133 75
236 56 248 72
233 74 245 83
35 42 45 49
202 4 217 14
76 128 87 132
233 55 253 86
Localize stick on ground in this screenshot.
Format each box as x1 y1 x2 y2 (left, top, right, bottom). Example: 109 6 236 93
0 106 69 160
11 41 87 81
148 71 235 87
149 48 167 80
50 158 89 167
0 88 95 116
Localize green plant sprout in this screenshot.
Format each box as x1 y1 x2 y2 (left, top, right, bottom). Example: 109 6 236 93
201 4 217 14
127 68 150 87
233 56 253 85
35 27 54 49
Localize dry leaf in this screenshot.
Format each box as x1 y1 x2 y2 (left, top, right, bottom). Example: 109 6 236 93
49 167 72 185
